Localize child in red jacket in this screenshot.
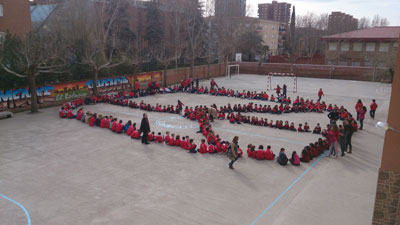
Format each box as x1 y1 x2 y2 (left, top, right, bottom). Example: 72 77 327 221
370 99 378 119
265 145 275 160
256 145 265 160
131 130 140 139
289 122 296 131
168 134 175 146
155 132 163 143
208 144 216 154
304 122 311 132
199 139 208 154
188 139 197 153
313 123 321 134
116 120 123 133
164 131 171 143
148 132 155 142
298 124 304 132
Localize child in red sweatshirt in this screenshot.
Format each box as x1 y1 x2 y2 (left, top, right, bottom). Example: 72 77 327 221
199 139 208 154
155 132 163 143
164 131 171 143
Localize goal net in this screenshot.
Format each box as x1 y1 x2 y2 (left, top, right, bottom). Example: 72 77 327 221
226 64 239 79
266 72 297 93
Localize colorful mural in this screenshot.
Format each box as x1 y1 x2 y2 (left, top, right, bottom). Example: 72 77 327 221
0 72 162 110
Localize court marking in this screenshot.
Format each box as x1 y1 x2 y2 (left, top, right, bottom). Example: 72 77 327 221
250 151 327 225
0 194 31 225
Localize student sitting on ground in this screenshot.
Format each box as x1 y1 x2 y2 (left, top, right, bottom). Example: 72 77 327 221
313 123 322 134
199 139 208 154
256 145 265 160
290 151 301 166
208 143 216 154
164 131 171 143
304 122 311 132
300 147 311 163
298 124 304 132
155 132 163 143
247 144 254 157
277 148 289 166
188 139 197 153
168 134 176 146
131 129 140 139
265 145 275 160
175 135 181 147
289 122 296 131
148 132 155 142
116 120 123 133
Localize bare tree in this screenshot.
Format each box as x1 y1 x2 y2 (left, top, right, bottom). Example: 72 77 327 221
182 0 206 78
0 31 67 113
153 43 182 87
58 0 127 95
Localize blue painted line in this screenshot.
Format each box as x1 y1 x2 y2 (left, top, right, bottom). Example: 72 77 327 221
0 194 31 225
250 151 328 225
214 128 308 146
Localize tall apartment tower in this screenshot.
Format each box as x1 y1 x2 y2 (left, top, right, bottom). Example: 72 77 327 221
215 0 246 17
258 1 291 24
327 11 358 35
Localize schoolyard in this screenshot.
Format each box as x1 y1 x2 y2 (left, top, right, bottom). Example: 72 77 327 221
0 74 391 225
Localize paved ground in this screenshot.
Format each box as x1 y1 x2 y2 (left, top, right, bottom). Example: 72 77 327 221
0 74 392 225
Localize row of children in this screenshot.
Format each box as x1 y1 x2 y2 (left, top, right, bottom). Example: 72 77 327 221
246 138 329 166
224 112 323 134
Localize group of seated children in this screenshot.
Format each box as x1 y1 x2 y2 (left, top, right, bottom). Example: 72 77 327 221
247 145 275 160
298 138 330 163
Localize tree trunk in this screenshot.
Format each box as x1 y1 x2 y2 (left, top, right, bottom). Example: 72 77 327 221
190 56 194 78
133 66 138 91
28 73 39 113
207 61 211 79
93 69 99 96
163 65 168 87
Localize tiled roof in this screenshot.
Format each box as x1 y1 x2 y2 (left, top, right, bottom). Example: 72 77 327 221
321 27 400 41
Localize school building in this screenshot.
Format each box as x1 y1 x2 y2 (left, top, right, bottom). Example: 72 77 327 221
0 0 32 37
321 27 400 68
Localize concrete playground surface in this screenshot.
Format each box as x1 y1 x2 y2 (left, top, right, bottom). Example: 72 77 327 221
0 74 392 225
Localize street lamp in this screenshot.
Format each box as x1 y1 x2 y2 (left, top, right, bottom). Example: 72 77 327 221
376 121 400 134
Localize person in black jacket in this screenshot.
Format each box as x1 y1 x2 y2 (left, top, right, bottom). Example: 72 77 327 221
140 113 151 144
328 109 340 126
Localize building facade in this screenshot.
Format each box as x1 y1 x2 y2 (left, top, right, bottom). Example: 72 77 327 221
0 0 32 36
327 11 358 35
372 39 400 225
321 27 400 68
253 18 280 55
258 1 291 25
215 0 246 18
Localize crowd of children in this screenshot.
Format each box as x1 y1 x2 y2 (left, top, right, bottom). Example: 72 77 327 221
58 76 375 168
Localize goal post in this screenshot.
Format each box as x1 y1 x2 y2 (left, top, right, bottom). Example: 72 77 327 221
226 64 240 79
266 72 297 93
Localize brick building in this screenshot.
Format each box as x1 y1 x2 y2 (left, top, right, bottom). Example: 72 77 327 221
215 0 246 18
253 18 280 55
0 0 32 36
321 27 400 68
258 1 291 25
327 11 358 35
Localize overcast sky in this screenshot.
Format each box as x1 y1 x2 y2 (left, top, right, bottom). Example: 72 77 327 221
245 0 400 26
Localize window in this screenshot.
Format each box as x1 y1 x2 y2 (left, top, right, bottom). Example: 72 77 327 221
339 61 348 66
0 4 3 17
379 43 390 52
271 34 275 38
364 62 373 67
353 42 362 51
341 42 350 51
394 42 399 50
328 42 338 51
366 42 376 52
352 61 360 66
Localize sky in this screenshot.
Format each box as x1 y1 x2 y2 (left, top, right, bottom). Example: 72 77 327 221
246 0 400 26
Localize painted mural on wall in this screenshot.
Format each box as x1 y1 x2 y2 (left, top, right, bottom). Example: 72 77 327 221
0 71 162 110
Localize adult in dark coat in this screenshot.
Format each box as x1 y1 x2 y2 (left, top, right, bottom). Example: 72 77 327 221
328 109 340 126
140 113 150 144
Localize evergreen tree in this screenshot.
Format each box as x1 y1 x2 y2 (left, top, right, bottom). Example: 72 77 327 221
288 6 296 54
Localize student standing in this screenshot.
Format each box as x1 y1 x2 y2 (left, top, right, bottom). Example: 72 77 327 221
139 113 151 144
359 106 367 130
355 99 363 121
344 119 353 153
282 84 287 98
370 99 378 119
318 88 324 102
228 136 239 169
